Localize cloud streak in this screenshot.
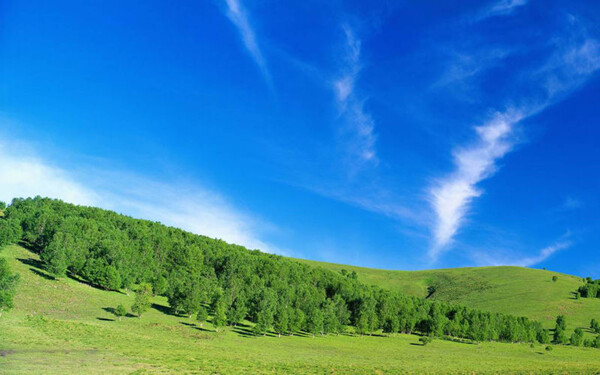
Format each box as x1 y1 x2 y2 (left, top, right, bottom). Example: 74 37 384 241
471 240 572 267
428 33 600 261
333 25 378 170
0 138 285 255
223 0 271 85
476 0 528 21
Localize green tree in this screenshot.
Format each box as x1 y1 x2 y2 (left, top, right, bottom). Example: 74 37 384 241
114 304 127 321
306 307 324 337
273 304 289 338
537 329 550 344
0 201 6 210
419 336 432 346
0 219 22 247
555 315 567 331
131 283 152 317
212 294 228 332
594 335 600 349
552 276 558 282
553 327 567 344
591 318 600 334
0 258 19 317
288 307 305 336
196 306 208 328
570 328 584 346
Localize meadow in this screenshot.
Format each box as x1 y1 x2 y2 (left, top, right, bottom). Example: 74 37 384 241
2 244 600 374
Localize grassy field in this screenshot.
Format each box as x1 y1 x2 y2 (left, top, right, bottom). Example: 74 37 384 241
297 258 600 336
2 244 600 374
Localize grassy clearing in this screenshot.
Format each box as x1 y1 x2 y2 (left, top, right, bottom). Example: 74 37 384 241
298 258 600 337
2 244 600 374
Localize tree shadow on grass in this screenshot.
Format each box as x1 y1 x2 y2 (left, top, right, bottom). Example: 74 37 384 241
96 317 115 322
151 303 186 317
16 258 56 280
179 321 213 333
102 307 135 318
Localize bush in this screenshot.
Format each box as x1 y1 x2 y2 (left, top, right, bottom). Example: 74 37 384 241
552 276 558 283
545 345 553 352
114 304 127 320
419 336 433 346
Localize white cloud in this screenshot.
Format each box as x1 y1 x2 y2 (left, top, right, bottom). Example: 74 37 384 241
476 0 528 20
333 25 378 169
223 0 271 85
428 35 600 261
471 240 572 267
0 139 286 255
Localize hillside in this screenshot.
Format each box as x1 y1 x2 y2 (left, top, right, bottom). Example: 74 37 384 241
298 259 600 335
3 244 600 374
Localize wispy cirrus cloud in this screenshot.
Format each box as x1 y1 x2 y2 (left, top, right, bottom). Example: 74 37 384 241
475 0 528 21
223 0 271 86
471 238 572 267
0 136 286 256
428 30 600 261
333 25 378 170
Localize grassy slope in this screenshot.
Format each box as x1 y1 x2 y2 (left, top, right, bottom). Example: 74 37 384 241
296 258 600 335
2 244 600 374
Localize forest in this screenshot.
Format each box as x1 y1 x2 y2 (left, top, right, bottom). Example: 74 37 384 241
0 196 590 345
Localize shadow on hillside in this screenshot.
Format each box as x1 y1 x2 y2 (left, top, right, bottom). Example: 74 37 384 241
179 321 213 333
151 303 182 317
17 258 57 281
97 317 115 322
102 307 136 318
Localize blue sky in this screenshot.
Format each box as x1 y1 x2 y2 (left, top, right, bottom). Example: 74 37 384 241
2 0 600 276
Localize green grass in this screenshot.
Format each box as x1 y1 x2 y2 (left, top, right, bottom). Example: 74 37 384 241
296 258 600 336
2 244 600 374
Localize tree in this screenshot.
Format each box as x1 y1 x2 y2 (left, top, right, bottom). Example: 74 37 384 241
288 308 305 336
537 329 550 344
0 219 22 247
553 327 567 344
196 306 208 328
552 276 558 283
555 315 567 331
0 258 19 317
306 307 324 337
131 283 152 317
0 201 6 210
570 328 584 346
419 336 432 346
273 304 289 338
591 318 600 334
212 294 228 332
114 304 127 321
594 335 600 349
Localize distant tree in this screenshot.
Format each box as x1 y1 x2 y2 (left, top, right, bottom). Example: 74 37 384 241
228 299 247 327
0 258 19 317
131 283 152 317
114 304 127 321
419 336 432 346
571 328 584 346
556 315 567 331
552 276 558 283
196 306 208 328
553 327 567 344
545 345 553 352
537 329 550 344
591 318 600 334
253 290 275 336
594 335 600 349
0 201 6 210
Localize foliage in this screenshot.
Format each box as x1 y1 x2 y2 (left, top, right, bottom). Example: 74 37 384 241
114 304 127 320
0 197 561 345
552 276 558 283
419 336 433 346
0 258 19 316
132 283 152 317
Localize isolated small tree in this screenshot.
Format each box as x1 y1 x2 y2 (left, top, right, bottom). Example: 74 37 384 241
114 304 127 321
196 306 208 328
552 276 558 283
555 315 567 331
419 336 432 346
131 283 152 318
545 345 553 352
594 335 600 349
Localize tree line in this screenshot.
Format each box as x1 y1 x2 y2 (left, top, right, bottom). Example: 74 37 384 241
0 196 585 344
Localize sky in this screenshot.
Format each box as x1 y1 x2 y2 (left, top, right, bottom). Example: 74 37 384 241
1 0 600 276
